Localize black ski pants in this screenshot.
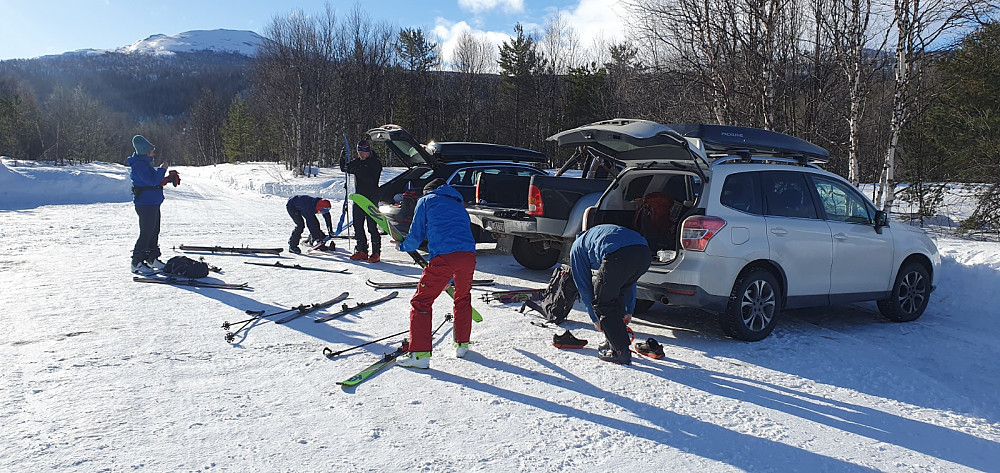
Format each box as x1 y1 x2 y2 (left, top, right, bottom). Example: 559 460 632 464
132 204 161 265
287 204 324 247
351 203 381 254
594 244 651 353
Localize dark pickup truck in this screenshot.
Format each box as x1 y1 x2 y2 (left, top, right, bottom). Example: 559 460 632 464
467 149 622 270
365 124 548 238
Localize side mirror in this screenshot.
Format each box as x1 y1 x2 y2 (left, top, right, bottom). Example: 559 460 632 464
583 206 597 231
874 210 888 234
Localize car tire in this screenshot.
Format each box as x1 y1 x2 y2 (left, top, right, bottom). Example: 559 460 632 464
512 236 560 270
720 267 780 341
634 299 655 314
877 262 930 322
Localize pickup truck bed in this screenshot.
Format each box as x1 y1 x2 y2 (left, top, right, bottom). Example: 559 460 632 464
468 173 611 270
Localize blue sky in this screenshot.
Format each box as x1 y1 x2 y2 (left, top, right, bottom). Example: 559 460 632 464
0 0 627 61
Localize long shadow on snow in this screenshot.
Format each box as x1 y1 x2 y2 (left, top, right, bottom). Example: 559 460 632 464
627 305 1000 469
428 349 878 472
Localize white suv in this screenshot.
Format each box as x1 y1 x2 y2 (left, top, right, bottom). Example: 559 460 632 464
552 119 941 341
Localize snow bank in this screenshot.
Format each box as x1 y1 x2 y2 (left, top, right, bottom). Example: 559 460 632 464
0 158 132 210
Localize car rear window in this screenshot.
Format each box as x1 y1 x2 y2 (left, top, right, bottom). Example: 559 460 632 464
721 172 762 214
762 171 818 219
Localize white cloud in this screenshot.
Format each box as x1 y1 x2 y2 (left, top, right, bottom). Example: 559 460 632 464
558 0 626 45
433 19 508 73
457 0 525 14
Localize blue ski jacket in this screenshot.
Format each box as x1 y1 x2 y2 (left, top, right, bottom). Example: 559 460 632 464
127 153 167 206
570 224 649 323
399 185 475 260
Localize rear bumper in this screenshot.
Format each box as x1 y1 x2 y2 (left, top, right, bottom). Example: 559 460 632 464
637 283 728 313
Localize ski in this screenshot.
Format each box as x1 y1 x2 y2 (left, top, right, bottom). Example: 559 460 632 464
307 237 336 253
132 276 250 290
243 261 347 273
481 288 545 303
177 245 283 255
366 278 494 289
273 292 354 324
349 193 483 322
337 343 409 387
337 315 451 388
314 291 399 323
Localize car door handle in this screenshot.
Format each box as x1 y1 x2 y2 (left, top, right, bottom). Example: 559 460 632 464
833 233 848 241
769 228 788 236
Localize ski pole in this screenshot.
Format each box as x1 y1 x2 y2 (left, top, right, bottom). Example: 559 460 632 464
322 329 409 358
223 304 309 342
322 314 453 358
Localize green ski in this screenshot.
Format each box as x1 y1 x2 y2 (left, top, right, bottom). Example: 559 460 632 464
348 193 483 323
336 315 451 388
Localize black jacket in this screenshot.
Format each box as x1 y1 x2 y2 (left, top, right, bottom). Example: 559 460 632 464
340 152 382 200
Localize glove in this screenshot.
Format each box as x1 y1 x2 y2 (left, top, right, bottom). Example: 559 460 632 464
168 170 180 187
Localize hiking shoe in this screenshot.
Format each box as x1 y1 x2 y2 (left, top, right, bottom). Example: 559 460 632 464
634 338 665 359
367 252 380 263
147 259 166 270
455 342 470 358
131 262 154 275
553 331 588 349
397 351 431 369
289 246 302 254
349 251 369 261
598 347 631 365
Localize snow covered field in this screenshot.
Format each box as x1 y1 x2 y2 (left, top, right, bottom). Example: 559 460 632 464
2 159 999 472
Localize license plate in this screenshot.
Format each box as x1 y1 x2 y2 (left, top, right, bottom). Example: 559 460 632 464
483 218 505 233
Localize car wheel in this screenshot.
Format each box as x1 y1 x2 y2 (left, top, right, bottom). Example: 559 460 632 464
720 268 780 341
634 299 655 314
877 262 930 322
511 236 560 270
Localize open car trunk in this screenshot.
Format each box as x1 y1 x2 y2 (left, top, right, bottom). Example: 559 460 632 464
589 169 702 263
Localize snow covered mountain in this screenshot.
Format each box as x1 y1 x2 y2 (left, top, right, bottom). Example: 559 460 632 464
119 29 264 57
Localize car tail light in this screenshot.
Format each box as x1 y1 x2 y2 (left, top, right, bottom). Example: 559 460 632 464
681 216 726 251
528 184 544 216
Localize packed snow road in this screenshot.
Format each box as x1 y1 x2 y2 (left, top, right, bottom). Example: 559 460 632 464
1 160 998 472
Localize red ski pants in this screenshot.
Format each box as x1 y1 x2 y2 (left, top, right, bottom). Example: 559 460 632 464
408 251 477 352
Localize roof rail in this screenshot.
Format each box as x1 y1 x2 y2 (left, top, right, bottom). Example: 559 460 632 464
711 154 826 169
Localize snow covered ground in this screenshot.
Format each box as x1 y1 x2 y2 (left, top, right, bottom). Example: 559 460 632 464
1 158 998 472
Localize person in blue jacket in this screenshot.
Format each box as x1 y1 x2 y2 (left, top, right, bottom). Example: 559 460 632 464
570 224 651 365
285 195 334 254
128 135 179 274
395 178 477 369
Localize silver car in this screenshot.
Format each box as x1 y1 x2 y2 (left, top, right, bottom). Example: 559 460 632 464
553 119 941 341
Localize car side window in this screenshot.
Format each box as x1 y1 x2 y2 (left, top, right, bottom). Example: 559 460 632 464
720 172 762 214
810 176 873 224
762 171 818 219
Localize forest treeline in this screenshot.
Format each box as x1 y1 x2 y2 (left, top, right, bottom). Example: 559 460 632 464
0 2 997 230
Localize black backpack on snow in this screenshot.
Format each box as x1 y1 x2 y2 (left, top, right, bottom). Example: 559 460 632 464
522 264 579 324
162 256 210 278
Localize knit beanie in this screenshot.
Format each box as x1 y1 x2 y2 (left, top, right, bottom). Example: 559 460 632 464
423 178 446 194
132 135 154 155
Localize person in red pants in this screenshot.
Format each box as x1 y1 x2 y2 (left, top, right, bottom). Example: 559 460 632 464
395 178 477 369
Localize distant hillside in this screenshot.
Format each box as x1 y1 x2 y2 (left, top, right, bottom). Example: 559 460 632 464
0 29 262 119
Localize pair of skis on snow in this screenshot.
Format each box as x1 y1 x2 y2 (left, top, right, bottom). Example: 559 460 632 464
222 291 399 342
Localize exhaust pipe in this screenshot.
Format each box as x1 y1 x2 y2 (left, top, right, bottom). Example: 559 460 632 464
659 296 670 305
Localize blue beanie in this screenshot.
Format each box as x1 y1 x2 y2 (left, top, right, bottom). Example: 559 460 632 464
133 135 154 155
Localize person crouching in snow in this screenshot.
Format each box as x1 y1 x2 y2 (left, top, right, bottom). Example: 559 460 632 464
286 195 334 254
570 224 651 365
395 178 477 369
128 134 179 274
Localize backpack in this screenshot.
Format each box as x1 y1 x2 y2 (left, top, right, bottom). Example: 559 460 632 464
633 192 682 247
522 264 579 324
162 256 210 279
